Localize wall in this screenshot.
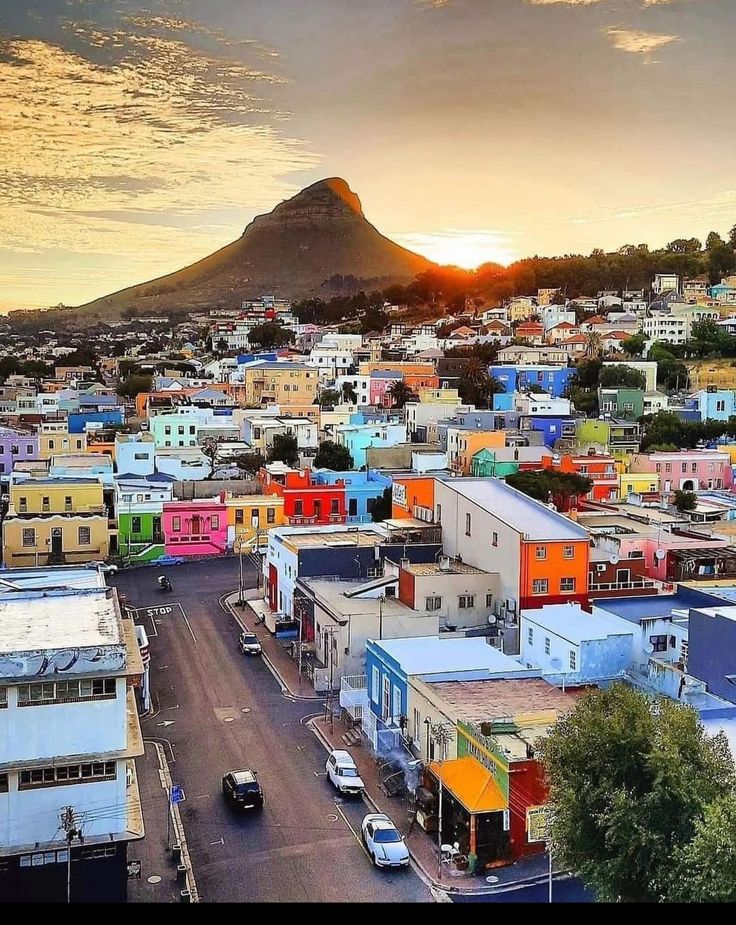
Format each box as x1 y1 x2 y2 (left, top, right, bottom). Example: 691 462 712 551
68 409 123 434
162 501 228 556
391 476 436 520
688 608 736 702
519 539 589 609
3 515 109 566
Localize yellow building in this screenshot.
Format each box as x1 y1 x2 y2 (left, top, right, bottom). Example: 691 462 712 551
446 427 506 475
718 445 736 466
619 472 660 499
38 422 87 459
3 476 109 567
225 495 286 549
241 362 318 408
416 387 461 404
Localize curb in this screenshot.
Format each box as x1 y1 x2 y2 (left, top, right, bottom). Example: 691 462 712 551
221 592 324 702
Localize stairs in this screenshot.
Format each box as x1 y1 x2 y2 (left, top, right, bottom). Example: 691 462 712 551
341 728 362 748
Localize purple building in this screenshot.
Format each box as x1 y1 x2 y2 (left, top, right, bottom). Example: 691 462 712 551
0 427 38 477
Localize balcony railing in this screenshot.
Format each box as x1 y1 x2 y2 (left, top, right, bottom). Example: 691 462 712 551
589 578 668 593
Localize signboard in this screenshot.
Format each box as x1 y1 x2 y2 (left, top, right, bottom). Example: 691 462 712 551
170 785 185 804
127 860 142 880
392 481 408 511
526 805 549 843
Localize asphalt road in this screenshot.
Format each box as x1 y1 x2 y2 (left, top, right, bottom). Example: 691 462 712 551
112 559 431 903
450 877 594 903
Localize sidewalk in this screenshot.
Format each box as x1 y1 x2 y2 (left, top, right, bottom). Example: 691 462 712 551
310 715 556 896
223 589 323 701
128 741 188 903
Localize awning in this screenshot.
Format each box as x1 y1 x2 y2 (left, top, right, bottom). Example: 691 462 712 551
428 756 507 815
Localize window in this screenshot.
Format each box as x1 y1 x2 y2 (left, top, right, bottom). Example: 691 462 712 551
64 495 73 511
535 546 547 560
465 513 471 536
0 773 7 793
19 761 116 790
366 566 384 579
164 426 171 435
563 545 574 559
22 528 36 547
178 426 185 435
560 577 576 592
544 637 551 655
189 426 196 435
18 678 116 706
78 526 91 546
569 650 577 670
486 593 493 608
650 634 668 653
528 627 534 645
26 445 33 454
211 515 220 530
294 500 304 516
331 499 340 514
76 440 83 450
492 532 498 547
10 444 18 455
48 439 55 449
413 708 421 743
532 578 548 595
458 595 475 609
0 687 6 708
371 666 380 704
426 596 442 611
172 516 181 532
134 452 148 460
436 503 442 524
41 495 50 511
267 508 275 524
235 509 244 525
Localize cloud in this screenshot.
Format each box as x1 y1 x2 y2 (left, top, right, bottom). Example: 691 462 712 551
0 14 319 302
525 1 607 6
390 229 520 268
605 28 680 54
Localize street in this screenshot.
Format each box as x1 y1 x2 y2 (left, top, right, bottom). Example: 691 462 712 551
112 559 432 903
450 877 594 903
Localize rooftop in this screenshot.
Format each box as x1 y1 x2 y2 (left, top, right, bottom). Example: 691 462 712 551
443 478 589 541
399 558 489 577
370 635 532 678
594 587 729 624
279 526 386 549
427 678 581 724
522 603 634 644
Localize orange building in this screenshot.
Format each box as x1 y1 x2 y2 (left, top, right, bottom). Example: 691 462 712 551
391 475 437 520
446 427 507 475
404 373 440 393
519 536 590 611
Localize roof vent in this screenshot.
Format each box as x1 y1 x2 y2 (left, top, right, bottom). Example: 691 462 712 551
439 555 451 571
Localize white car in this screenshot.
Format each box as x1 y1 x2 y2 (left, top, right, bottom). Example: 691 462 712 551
361 813 410 869
325 749 366 797
86 562 118 575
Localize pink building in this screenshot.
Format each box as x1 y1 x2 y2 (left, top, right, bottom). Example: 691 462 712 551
369 371 403 407
630 450 733 492
163 499 228 557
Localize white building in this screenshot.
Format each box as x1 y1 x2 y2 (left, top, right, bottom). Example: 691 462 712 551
653 273 680 295
335 374 372 405
513 394 572 416
0 572 144 901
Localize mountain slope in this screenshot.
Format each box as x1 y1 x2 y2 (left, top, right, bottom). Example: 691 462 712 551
80 178 435 314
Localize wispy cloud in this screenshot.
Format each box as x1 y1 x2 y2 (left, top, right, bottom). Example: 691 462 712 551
605 27 680 54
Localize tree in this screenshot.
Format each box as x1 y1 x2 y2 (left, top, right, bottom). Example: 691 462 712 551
268 434 299 467
369 487 392 523
387 380 418 409
116 374 153 399
648 343 689 391
673 489 697 512
318 388 340 407
247 322 295 351
505 470 592 512
671 793 736 902
201 436 220 478
233 452 265 475
360 305 389 335
583 331 603 360
729 224 736 250
458 357 504 408
340 381 358 404
706 231 726 252
666 237 702 254
538 683 736 903
215 337 229 357
622 333 646 357
598 364 646 389
313 441 354 471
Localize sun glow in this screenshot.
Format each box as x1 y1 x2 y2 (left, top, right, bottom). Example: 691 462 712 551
392 229 518 270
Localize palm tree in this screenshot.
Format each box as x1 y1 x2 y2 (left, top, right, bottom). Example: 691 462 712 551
583 331 603 360
340 382 358 404
459 357 504 409
387 380 418 409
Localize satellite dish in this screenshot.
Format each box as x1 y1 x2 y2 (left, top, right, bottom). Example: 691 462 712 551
655 549 666 560
610 555 620 565
550 657 563 670
487 615 497 626
645 642 655 654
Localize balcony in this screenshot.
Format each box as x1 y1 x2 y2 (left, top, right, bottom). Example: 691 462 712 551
339 674 368 722
588 578 670 597
289 515 318 526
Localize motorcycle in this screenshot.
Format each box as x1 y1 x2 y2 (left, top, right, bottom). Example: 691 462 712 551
158 575 173 593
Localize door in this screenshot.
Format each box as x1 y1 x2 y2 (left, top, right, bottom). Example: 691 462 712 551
313 500 322 521
348 498 358 517
392 685 402 726
152 515 163 543
616 568 631 585
381 675 391 721
50 527 62 558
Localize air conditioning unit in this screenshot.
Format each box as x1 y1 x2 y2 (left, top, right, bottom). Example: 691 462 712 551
596 563 606 572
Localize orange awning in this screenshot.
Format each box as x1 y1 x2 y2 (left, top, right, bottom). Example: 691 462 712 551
428 756 507 815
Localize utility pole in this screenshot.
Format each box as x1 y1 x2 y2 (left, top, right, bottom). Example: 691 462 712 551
60 806 81 904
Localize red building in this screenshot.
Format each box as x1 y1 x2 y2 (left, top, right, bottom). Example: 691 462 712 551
541 451 618 505
259 466 346 525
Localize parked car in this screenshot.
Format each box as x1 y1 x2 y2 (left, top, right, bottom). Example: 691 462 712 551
361 813 410 869
221 769 263 810
238 632 262 656
85 562 118 574
325 749 366 797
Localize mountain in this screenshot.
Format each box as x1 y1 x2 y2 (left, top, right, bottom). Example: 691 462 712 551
79 178 435 315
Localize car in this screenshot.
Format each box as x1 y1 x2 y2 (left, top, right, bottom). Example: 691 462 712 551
85 562 118 574
325 749 366 797
238 631 262 656
221 769 263 810
361 813 410 869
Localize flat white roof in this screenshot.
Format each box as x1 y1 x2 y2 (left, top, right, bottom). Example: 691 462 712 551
443 478 589 541
522 603 634 644
372 635 530 676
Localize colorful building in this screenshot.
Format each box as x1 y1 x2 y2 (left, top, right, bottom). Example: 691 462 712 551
116 477 174 562
162 499 228 557
312 470 390 520
391 475 438 521
629 450 733 492
335 421 407 470
259 466 347 525
38 422 87 459
471 446 553 479
0 428 38 479
619 472 660 499
225 494 286 550
239 361 319 407
575 418 641 459
446 427 506 474
489 365 575 399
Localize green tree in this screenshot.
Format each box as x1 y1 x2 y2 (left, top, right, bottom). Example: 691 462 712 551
248 323 295 351
666 237 702 254
318 388 340 407
268 433 299 467
201 436 220 478
648 343 688 391
215 337 229 356
340 381 358 404
539 684 736 903
458 357 504 408
233 452 265 475
505 470 592 511
313 440 354 471
622 333 646 357
369 487 392 523
706 231 726 251
116 374 153 399
598 364 646 389
673 489 697 512
387 380 418 409
671 793 736 902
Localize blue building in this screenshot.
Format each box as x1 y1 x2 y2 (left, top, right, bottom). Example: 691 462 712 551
693 389 736 422
490 365 575 399
689 604 736 704
312 469 391 519
520 414 578 448
68 409 124 433
335 421 406 469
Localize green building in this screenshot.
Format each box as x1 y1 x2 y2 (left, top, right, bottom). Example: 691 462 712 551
471 448 520 479
116 478 171 563
576 418 641 460
598 387 644 421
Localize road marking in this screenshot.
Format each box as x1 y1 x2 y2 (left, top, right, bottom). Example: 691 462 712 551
157 720 175 728
180 605 197 644
333 802 372 862
430 887 452 903
166 704 180 711
210 838 224 847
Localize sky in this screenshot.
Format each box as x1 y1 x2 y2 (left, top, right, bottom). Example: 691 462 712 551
0 0 734 309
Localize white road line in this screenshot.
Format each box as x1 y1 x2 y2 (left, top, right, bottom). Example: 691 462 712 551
333 802 372 862
180 604 198 644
